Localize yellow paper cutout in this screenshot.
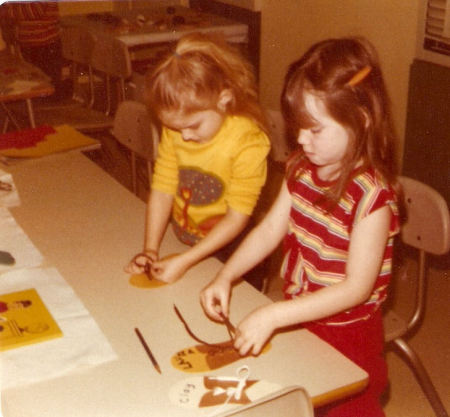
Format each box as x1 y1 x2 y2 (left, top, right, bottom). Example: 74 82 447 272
171 342 271 373
128 253 179 289
0 288 62 351
129 273 167 289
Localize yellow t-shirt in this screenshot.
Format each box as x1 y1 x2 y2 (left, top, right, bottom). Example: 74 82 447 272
152 115 270 245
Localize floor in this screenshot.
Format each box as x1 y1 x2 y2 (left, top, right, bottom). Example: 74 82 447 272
83 132 449 417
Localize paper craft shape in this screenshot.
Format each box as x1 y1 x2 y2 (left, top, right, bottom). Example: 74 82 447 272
169 365 281 410
129 273 167 289
0 125 54 150
0 288 62 352
128 253 179 289
172 304 272 373
0 125 99 158
171 341 271 373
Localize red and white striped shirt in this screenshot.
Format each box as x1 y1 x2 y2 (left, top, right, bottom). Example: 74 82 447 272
2 2 60 46
282 162 400 326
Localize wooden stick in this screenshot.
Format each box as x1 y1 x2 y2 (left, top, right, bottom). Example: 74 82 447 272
134 327 161 374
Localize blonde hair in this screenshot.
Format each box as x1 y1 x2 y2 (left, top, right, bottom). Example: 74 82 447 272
282 37 399 207
145 32 267 132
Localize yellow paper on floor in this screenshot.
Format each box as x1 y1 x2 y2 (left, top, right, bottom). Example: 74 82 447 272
0 125 100 158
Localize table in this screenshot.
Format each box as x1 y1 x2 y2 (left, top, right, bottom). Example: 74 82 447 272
1 152 368 416
0 51 54 130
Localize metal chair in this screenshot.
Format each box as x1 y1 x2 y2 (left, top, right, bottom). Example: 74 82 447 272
90 36 132 116
25 26 114 133
214 385 314 417
384 176 450 417
60 25 97 107
111 100 159 195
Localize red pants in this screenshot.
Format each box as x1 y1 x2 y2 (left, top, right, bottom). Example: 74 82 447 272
306 311 387 417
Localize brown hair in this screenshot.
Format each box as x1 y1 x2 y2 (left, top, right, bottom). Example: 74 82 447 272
282 37 399 206
145 32 267 132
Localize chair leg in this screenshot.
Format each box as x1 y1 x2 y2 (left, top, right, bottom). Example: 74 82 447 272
1 102 22 132
131 151 137 195
392 338 449 417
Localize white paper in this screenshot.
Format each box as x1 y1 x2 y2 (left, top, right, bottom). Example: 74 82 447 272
0 208 42 273
0 267 117 389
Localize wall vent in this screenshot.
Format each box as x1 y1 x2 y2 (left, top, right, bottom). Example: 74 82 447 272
416 0 450 66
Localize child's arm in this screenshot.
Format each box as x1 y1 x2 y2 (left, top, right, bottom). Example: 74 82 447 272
200 181 292 320
150 207 249 283
124 189 173 274
144 189 174 254
234 205 392 356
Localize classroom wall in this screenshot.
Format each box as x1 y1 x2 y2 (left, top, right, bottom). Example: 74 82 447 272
59 1 113 15
259 0 420 163
58 0 185 16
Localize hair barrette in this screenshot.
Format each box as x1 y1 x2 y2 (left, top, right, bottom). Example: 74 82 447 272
346 65 372 87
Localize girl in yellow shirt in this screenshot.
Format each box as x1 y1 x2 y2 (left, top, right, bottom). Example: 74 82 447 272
125 32 270 286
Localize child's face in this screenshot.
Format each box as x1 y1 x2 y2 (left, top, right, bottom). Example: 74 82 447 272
159 109 226 144
296 92 350 180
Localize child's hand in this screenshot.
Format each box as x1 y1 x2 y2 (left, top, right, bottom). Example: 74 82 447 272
150 253 189 284
124 250 158 274
234 304 277 356
200 275 232 322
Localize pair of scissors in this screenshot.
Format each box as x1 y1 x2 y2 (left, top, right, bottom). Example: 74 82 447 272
219 312 236 341
130 252 153 279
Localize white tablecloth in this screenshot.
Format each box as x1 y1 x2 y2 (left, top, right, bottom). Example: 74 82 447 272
0 267 117 389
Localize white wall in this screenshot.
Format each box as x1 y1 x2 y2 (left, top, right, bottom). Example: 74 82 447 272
259 0 420 162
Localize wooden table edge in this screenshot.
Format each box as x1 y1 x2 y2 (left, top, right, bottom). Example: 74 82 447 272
311 377 369 408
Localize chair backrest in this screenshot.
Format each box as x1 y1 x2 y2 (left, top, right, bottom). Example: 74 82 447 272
90 36 132 79
112 100 159 161
265 109 291 163
61 26 96 65
214 386 314 417
398 176 450 255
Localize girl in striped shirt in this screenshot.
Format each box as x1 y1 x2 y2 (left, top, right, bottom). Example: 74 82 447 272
201 37 400 417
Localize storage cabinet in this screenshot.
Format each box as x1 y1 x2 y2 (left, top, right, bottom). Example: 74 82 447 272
403 59 450 204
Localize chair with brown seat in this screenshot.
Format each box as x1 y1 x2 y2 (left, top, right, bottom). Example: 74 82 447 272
27 26 114 132
384 176 450 417
90 36 132 116
111 100 159 196
214 385 314 417
60 25 96 106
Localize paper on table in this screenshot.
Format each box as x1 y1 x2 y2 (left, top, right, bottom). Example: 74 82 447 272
5 79 42 95
0 208 42 272
0 169 20 207
0 267 117 390
0 125 100 158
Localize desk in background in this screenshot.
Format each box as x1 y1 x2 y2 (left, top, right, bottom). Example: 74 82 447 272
61 5 249 103
1 152 367 416
0 52 54 131
61 5 248 62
